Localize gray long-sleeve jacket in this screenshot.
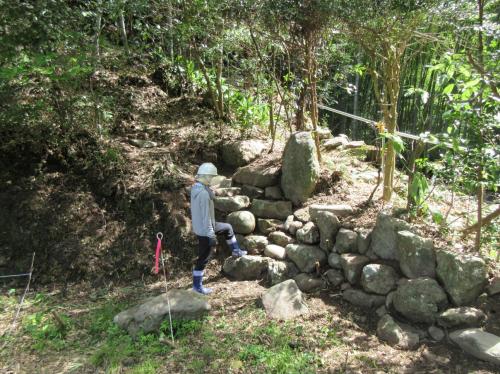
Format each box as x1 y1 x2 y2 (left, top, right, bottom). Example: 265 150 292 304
190 182 216 238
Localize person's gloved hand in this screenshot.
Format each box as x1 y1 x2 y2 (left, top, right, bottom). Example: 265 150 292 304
208 237 217 248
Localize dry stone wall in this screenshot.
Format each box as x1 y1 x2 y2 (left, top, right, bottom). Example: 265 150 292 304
215 145 498 364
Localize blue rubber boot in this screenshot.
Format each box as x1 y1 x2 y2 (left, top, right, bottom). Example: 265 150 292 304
227 236 247 257
192 270 212 295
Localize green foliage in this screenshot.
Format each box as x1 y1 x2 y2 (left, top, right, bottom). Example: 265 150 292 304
23 311 72 351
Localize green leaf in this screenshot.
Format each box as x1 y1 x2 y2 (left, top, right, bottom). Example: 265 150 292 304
443 83 454 94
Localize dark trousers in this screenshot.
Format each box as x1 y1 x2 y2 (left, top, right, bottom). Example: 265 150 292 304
194 222 234 271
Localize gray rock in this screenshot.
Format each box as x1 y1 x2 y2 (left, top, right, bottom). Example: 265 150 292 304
257 218 283 235
294 207 311 223
356 229 372 255
251 199 293 220
361 264 399 295
393 278 448 324
317 126 333 140
370 211 411 260
265 186 283 200
267 260 299 286
233 163 280 188
283 215 294 232
210 176 232 188
345 140 366 149
428 326 445 341
241 235 268 254
342 289 385 309
241 185 264 199
288 221 304 235
340 254 370 285
226 211 256 234
223 255 270 280
377 315 419 350
128 139 158 148
294 273 326 293
261 280 309 320
286 243 327 273
215 187 242 197
386 291 395 310
334 228 358 253
328 253 342 269
281 132 321 204
449 328 500 365
376 305 388 318
437 307 487 328
264 244 286 260
114 290 210 336
397 231 436 278
487 277 500 296
222 140 266 167
436 250 487 306
324 269 344 287
268 231 295 247
296 222 320 244
311 211 340 251
323 136 349 150
214 195 250 213
309 204 354 218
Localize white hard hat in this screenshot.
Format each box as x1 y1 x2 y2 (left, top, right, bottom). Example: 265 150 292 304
196 162 218 176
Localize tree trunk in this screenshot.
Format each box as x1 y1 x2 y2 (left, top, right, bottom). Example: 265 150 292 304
307 40 322 163
118 9 129 58
199 58 222 119
93 2 102 66
216 50 224 118
295 86 306 131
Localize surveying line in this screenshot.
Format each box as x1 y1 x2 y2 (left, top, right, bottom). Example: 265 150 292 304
0 273 31 279
318 104 423 142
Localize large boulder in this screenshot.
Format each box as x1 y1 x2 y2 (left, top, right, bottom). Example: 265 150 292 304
241 185 264 199
397 231 436 278
266 260 299 286
309 204 354 218
210 176 232 188
286 243 327 273
328 253 342 269
294 273 326 293
222 140 266 167
449 328 500 365
436 250 487 306
288 221 303 235
393 278 448 324
437 307 487 328
251 199 293 220
317 126 333 140
361 264 399 295
233 163 280 188
487 277 500 296
261 279 309 320
257 218 283 234
323 136 349 151
340 254 370 285
214 195 250 213
370 212 411 260
296 222 320 244
293 207 311 223
281 132 321 204
226 211 256 234
265 186 283 200
268 231 295 247
241 235 268 254
377 314 419 350
310 211 340 251
114 290 210 336
342 289 385 309
264 244 286 260
223 255 270 280
215 187 241 197
334 228 358 253
356 229 371 254
324 269 344 287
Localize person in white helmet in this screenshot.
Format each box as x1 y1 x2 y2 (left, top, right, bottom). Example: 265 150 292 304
190 162 247 294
